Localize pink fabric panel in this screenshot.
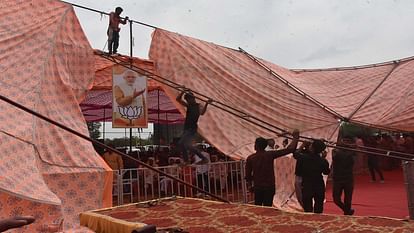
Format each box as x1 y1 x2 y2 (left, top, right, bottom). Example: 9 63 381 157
0 133 61 205
0 0 110 230
0 0 69 206
44 172 106 230
149 29 339 159
0 192 62 233
352 60 414 131
263 58 414 132
279 64 394 118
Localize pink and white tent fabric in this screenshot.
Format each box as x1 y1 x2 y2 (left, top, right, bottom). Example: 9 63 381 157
149 29 341 159
0 1 111 231
148 29 414 209
149 29 414 157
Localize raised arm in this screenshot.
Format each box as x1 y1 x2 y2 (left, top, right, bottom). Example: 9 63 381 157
270 129 300 159
120 16 129 25
176 91 187 107
293 140 311 159
114 86 144 107
199 99 213 115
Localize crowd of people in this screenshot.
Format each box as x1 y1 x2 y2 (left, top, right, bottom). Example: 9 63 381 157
101 84 414 217
245 131 414 216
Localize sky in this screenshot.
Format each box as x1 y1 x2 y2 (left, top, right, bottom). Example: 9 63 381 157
69 0 414 69
67 0 414 139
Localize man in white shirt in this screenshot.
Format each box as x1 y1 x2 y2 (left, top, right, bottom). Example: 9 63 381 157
193 147 211 194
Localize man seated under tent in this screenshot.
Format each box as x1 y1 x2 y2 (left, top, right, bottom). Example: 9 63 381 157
245 130 300 206
176 90 212 164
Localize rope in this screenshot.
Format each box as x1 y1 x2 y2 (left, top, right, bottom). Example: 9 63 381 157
61 1 158 29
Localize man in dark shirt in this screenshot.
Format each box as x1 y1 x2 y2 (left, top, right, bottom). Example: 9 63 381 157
332 136 355 215
176 90 211 164
245 130 299 206
293 141 312 208
294 139 330 213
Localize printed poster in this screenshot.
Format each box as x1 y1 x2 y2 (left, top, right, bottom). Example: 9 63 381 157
112 65 148 128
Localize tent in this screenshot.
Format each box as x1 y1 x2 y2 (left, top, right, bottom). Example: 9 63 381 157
81 53 184 124
149 29 414 158
2 0 412 229
147 29 414 208
0 1 111 231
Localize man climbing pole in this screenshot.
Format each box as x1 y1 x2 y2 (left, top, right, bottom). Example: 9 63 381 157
107 7 128 55
176 90 212 164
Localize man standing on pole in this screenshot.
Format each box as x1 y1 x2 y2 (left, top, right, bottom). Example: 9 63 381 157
107 7 128 55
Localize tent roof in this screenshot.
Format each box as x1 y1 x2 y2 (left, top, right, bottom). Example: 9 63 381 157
148 29 414 158
149 29 340 159
264 57 414 132
80 52 184 124
82 31 414 156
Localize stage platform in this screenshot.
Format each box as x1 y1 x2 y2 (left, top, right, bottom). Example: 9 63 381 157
80 197 414 233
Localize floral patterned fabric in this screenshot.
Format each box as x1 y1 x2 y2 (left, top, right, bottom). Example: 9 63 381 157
0 0 111 231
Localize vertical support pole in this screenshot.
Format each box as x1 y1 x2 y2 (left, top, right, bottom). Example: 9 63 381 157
166 112 169 143
129 128 133 154
157 88 161 147
128 19 133 154
240 160 248 204
103 106 106 143
403 161 414 219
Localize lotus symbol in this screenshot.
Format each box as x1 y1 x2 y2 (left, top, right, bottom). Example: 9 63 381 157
118 106 142 120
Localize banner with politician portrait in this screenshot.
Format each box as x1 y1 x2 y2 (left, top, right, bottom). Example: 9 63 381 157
112 65 148 128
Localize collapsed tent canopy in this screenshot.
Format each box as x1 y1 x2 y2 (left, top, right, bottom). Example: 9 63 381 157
82 29 414 159
148 29 414 158
0 1 111 231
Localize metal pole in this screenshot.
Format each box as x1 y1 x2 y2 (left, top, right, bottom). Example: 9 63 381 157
129 128 133 154
403 161 414 219
166 112 169 144
129 19 133 154
240 160 247 204
157 88 161 147
103 106 106 143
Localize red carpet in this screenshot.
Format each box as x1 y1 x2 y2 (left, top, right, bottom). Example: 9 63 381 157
325 168 409 219
84 197 414 233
